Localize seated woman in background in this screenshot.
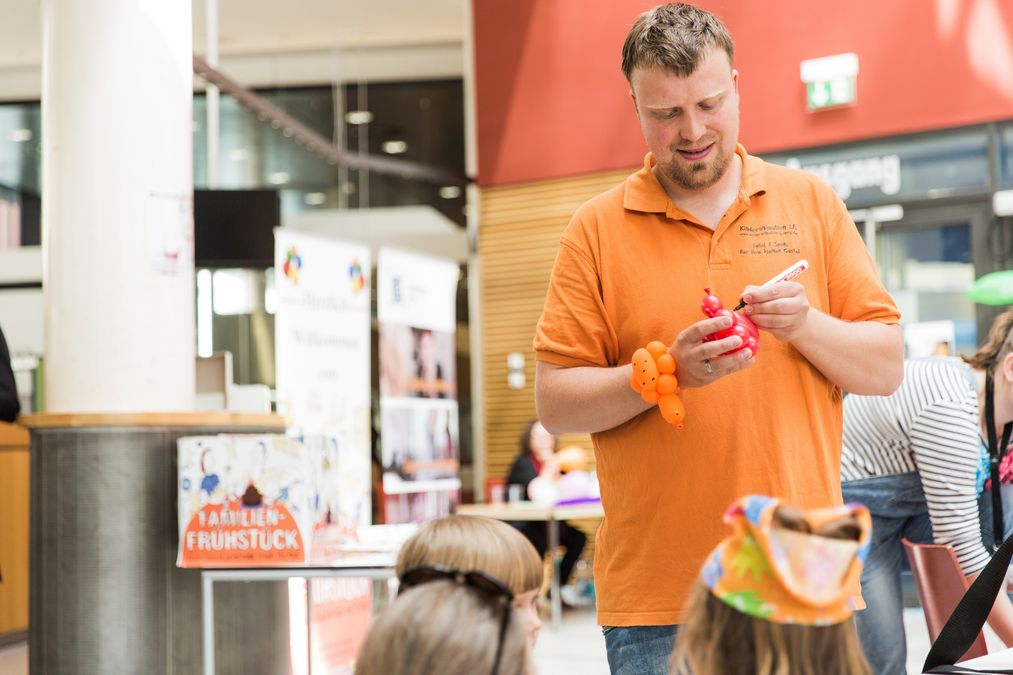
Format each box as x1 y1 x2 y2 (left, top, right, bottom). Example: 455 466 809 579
671 495 872 675
506 419 587 595
841 309 1013 675
396 514 545 646
355 575 532 675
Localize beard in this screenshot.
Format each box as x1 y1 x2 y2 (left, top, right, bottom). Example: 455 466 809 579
659 142 731 191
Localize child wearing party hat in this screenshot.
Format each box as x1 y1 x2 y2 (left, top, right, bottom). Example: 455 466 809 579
671 495 873 675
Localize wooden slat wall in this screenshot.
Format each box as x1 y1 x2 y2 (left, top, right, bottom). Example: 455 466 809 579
478 168 634 482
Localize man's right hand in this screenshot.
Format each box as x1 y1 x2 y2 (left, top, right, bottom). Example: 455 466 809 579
672 315 755 388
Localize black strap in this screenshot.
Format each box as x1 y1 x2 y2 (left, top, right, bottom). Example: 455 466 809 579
922 531 1013 672
987 371 1013 551
923 371 1013 673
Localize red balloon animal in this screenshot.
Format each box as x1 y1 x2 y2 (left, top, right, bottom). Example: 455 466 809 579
700 288 759 357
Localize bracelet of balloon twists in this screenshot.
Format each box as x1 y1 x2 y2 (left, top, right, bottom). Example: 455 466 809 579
629 341 686 428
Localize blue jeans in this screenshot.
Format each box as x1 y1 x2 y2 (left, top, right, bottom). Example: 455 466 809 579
602 624 679 675
842 472 993 675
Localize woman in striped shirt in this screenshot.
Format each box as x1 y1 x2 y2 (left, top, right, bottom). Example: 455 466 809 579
841 309 1013 675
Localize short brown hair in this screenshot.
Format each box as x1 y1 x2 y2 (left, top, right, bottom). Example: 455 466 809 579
963 309 1013 375
355 580 532 675
621 3 735 81
396 515 543 594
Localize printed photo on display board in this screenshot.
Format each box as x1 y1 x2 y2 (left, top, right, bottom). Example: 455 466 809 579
382 490 460 525
377 247 461 524
379 323 456 399
380 400 460 492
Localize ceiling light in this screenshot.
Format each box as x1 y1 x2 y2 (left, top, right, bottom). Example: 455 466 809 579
9 129 32 142
438 185 462 199
382 140 408 154
304 192 326 205
268 171 290 185
344 110 374 125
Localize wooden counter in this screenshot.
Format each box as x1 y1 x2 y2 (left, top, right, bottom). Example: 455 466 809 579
19 411 287 429
0 423 29 643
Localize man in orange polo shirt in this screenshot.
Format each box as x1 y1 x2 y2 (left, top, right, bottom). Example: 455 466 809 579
533 4 903 674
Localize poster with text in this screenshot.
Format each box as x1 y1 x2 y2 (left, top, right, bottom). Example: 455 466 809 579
275 229 372 551
177 434 313 567
377 248 460 523
309 577 373 674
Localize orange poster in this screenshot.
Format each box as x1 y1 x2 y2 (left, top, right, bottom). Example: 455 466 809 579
180 499 305 567
309 577 373 674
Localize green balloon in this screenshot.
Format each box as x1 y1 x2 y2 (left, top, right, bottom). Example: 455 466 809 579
967 270 1013 306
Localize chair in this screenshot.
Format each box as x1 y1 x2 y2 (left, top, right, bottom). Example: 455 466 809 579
902 538 988 662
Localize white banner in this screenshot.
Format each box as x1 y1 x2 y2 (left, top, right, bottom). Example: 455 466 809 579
275 229 372 538
377 247 461 523
377 247 459 332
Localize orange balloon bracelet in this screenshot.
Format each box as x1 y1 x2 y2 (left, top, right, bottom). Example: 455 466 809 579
629 340 686 428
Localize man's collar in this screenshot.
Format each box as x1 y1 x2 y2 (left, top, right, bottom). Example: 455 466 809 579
623 144 767 214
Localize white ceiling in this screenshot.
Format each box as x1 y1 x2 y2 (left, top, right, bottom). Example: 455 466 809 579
0 0 465 66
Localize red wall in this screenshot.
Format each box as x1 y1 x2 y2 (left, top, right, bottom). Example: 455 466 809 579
473 0 1013 187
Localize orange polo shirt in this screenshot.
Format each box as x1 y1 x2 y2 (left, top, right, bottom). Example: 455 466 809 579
534 146 900 626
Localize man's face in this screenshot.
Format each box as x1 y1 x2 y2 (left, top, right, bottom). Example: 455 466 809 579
630 48 740 191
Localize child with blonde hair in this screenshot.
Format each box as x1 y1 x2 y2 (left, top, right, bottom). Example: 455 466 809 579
672 495 873 675
395 514 546 645
355 576 532 675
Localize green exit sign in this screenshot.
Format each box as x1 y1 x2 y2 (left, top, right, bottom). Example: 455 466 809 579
806 78 856 110
801 53 859 112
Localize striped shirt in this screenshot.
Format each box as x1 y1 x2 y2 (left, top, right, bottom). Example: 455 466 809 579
841 358 988 575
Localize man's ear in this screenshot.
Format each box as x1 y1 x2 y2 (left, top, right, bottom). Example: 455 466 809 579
630 90 640 118
732 68 739 94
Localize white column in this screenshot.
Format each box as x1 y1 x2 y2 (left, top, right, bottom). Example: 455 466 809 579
42 0 195 412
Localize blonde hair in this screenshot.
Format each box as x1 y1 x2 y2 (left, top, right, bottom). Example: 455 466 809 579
963 309 1013 374
396 515 543 594
355 580 531 675
671 507 872 675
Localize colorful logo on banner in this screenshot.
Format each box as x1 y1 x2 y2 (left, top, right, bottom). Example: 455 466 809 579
180 499 306 566
348 258 366 294
284 246 302 284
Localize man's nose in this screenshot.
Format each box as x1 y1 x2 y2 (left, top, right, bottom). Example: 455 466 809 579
678 111 706 143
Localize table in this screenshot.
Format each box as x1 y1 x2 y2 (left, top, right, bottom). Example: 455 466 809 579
953 647 1013 671
201 553 397 675
455 501 604 628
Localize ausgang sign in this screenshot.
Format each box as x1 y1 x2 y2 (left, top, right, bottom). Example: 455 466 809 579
800 53 859 111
